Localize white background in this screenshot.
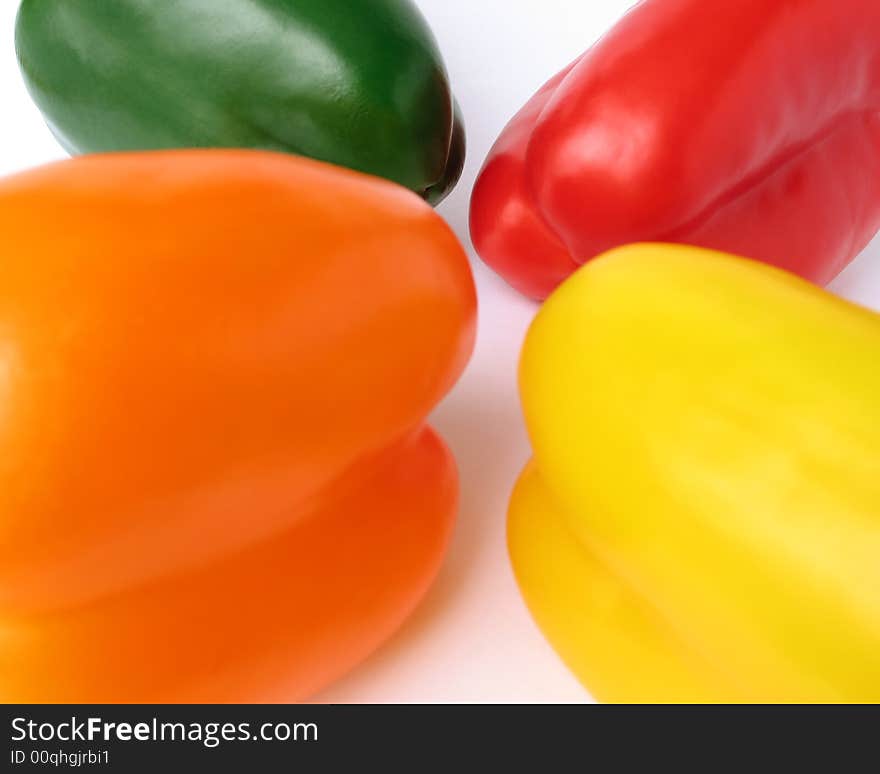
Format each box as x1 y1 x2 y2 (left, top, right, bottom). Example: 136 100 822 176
2 1 878 703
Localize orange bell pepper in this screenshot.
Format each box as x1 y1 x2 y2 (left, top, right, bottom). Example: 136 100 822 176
0 150 476 702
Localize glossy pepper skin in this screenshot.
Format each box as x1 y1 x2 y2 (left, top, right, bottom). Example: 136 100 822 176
510 244 880 703
471 0 880 299
0 151 476 703
14 0 465 205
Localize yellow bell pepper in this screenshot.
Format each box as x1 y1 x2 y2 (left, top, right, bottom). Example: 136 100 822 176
510 243 880 703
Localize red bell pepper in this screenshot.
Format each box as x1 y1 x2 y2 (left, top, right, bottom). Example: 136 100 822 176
470 0 880 299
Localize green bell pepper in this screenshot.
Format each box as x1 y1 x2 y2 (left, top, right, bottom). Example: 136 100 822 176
15 0 465 204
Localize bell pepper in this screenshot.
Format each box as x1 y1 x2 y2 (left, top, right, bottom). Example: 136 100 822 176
510 243 880 703
471 0 880 298
14 0 465 205
0 150 476 703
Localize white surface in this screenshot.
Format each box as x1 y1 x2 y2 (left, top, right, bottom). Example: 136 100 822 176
1 1 878 703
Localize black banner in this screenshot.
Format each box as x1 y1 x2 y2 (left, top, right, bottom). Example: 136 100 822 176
2 704 877 771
